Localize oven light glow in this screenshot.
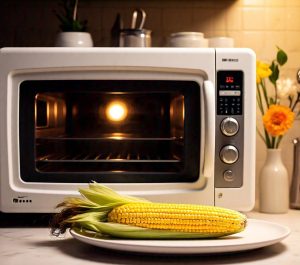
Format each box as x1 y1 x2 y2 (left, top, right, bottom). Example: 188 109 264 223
106 101 128 122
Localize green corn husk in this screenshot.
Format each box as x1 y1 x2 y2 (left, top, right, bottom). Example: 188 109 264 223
70 216 242 239
50 182 245 239
50 182 151 237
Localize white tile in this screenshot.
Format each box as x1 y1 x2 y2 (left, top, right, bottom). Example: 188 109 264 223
241 31 266 52
242 7 266 30
286 31 300 52
226 7 243 30
243 0 266 6
265 7 287 30
286 7 300 30
264 32 287 53
228 31 243 47
265 0 286 6
212 9 228 30
288 0 300 6
285 51 300 69
192 8 215 32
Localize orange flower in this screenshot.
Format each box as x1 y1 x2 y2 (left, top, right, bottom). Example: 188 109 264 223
263 105 295 136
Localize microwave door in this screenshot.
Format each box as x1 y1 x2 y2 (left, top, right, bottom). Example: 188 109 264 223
19 80 201 184
202 80 215 179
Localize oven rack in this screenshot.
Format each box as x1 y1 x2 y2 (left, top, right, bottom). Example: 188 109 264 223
36 152 181 163
35 136 182 141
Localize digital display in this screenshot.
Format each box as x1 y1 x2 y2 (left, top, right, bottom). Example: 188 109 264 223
226 76 234 83
218 71 243 87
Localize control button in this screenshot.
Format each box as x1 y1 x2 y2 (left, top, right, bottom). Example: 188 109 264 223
220 145 239 164
220 117 239 136
223 170 234 182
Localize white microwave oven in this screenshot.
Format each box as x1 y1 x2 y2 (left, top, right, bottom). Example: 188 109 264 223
0 47 256 213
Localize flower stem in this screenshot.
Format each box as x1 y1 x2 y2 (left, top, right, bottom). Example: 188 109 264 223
291 92 300 112
73 0 78 21
256 84 264 114
256 84 264 115
256 128 266 144
264 128 272 148
261 79 270 109
274 82 278 103
271 136 276 148
276 135 283 148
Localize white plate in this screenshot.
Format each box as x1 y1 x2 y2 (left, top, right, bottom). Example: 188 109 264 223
70 219 290 254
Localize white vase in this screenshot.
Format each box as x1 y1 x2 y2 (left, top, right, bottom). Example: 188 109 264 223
259 149 289 213
55 32 93 47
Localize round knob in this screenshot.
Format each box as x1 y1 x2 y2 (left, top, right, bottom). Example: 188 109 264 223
220 117 239 136
220 145 239 164
223 170 234 182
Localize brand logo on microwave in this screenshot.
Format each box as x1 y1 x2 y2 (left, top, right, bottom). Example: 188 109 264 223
222 58 239 62
12 196 32 204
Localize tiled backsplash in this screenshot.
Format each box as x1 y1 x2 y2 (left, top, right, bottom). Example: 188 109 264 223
2 1 300 59
2 1 299 68
1 0 300 197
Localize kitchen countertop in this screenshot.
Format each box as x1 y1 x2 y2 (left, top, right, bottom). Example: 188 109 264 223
0 210 299 265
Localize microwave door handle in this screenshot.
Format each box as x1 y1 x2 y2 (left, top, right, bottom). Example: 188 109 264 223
202 80 215 178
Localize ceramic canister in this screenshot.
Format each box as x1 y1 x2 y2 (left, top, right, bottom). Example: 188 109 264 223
169 32 208 47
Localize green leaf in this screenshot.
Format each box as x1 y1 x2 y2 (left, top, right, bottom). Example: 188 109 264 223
72 221 240 239
79 182 148 206
55 0 88 32
276 48 288 66
88 182 149 203
269 62 279 85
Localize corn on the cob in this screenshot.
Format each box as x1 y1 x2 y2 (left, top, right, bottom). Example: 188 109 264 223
50 182 247 239
108 202 246 234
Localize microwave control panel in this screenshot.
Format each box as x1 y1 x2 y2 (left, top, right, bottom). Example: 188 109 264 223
215 70 244 188
217 71 243 115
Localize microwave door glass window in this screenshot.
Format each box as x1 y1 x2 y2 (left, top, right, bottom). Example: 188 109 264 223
35 97 48 128
19 80 200 183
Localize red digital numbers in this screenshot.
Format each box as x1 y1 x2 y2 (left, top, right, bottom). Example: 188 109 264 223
226 76 234 83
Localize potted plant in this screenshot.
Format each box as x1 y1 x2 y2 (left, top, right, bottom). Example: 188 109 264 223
54 0 93 47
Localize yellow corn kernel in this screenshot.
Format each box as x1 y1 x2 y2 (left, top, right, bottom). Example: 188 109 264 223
108 202 246 234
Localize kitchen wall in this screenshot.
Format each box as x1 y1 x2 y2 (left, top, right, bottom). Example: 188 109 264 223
1 0 300 201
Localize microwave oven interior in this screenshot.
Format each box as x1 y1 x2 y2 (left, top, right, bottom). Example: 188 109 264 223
19 80 200 183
